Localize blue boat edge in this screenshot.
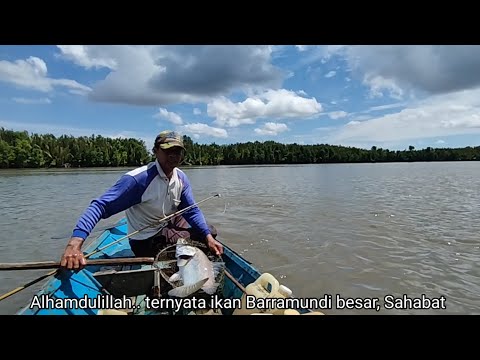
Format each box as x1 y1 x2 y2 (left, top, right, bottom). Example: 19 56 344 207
16 217 318 315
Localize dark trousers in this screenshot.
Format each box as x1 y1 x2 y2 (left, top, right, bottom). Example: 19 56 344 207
129 215 217 258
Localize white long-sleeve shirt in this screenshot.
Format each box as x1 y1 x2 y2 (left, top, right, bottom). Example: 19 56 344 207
72 160 211 241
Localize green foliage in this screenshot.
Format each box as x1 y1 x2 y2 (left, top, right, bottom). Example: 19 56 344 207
182 135 479 166
0 128 478 169
0 128 151 169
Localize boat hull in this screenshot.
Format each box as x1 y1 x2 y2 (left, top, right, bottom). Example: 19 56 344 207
17 218 315 315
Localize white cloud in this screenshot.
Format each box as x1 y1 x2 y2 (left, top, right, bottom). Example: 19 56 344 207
328 111 348 119
7 45 480 151
327 87 480 145
55 45 284 107
331 45 480 99
208 89 322 127
56 45 118 70
325 71 336 78
0 56 91 95
363 73 404 100
366 102 407 112
254 122 289 136
12 97 51 104
350 115 372 122
292 45 348 69
295 45 310 52
153 108 183 125
179 123 228 138
345 121 361 126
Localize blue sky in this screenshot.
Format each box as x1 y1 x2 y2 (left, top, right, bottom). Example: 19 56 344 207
1 45 480 151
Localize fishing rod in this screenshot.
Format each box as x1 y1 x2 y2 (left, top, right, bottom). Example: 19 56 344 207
85 193 221 258
0 193 221 302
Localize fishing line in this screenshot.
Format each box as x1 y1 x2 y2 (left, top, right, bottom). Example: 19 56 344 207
223 197 227 214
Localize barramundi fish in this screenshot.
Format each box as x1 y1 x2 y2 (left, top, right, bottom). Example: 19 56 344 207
168 238 224 298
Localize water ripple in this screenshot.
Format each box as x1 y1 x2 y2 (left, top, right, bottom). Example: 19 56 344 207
1 163 480 314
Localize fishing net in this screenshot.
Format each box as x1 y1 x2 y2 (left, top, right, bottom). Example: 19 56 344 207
153 237 226 313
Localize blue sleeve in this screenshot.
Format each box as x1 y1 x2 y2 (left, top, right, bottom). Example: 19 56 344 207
72 175 142 240
178 174 211 239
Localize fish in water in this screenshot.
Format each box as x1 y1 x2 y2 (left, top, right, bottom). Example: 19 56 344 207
168 238 224 298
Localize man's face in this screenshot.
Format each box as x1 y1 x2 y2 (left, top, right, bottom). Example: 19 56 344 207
156 146 184 171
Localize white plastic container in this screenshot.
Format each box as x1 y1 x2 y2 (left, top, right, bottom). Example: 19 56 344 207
279 285 292 297
271 284 293 315
233 273 288 315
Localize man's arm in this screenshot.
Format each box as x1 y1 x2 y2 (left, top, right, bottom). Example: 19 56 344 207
72 174 142 240
61 174 142 270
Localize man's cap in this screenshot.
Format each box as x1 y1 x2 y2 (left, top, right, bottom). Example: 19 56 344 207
155 130 185 150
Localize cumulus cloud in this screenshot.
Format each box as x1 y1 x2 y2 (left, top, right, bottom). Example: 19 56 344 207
0 56 91 95
56 45 118 70
207 89 322 127
55 45 285 107
327 87 480 145
330 45 480 98
179 123 228 138
153 108 183 125
254 122 289 135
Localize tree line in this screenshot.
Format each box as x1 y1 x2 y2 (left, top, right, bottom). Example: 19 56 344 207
0 127 479 169
0 128 151 168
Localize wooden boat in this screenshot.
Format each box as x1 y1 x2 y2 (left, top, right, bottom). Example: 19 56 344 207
15 218 322 315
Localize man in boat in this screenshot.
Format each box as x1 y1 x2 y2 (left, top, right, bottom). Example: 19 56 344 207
60 130 223 270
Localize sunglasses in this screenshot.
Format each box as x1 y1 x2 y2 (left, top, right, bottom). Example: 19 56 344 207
162 148 185 158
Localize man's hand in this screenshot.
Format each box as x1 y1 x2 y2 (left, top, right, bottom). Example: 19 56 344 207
206 234 223 256
60 237 87 270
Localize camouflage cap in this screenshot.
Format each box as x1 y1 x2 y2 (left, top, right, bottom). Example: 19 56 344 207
155 130 185 150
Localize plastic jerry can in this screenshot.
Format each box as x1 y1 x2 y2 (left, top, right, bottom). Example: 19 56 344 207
233 273 285 315
271 284 293 315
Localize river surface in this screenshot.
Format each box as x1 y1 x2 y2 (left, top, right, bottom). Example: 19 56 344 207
0 162 479 314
